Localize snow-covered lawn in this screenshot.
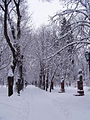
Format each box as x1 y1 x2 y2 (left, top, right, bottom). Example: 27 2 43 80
0 85 90 120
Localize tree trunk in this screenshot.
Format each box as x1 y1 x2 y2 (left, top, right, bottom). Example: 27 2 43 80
8 76 14 96
3 0 24 96
4 0 17 96
43 74 45 90
50 81 54 92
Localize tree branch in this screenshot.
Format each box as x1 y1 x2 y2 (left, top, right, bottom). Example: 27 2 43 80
0 61 10 70
79 0 87 8
52 9 88 20
13 0 17 6
2 0 5 3
4 0 16 58
7 0 12 6
43 39 90 60
0 4 5 11
56 22 90 41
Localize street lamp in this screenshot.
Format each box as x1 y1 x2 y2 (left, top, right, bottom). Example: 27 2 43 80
85 45 90 81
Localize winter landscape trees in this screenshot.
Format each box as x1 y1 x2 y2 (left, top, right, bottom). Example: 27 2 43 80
51 0 90 88
0 1 90 120
0 0 90 96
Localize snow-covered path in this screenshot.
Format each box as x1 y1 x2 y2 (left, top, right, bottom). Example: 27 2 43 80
25 86 61 120
0 85 90 120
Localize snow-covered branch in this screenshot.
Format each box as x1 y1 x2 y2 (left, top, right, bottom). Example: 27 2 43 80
43 39 90 60
56 22 90 41
52 9 88 20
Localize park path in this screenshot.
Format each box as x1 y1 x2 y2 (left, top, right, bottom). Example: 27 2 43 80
0 85 90 120
25 85 61 120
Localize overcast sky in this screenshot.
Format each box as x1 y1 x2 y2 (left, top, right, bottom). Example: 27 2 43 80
27 0 63 28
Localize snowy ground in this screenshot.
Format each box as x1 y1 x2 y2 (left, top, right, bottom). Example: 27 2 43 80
0 85 90 120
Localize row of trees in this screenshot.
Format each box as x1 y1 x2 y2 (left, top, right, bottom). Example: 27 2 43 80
28 0 90 91
0 0 90 95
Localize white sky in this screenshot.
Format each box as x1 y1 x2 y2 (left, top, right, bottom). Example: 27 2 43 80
27 0 63 28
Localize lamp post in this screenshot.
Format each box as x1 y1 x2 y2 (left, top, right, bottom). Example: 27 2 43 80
85 46 90 81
